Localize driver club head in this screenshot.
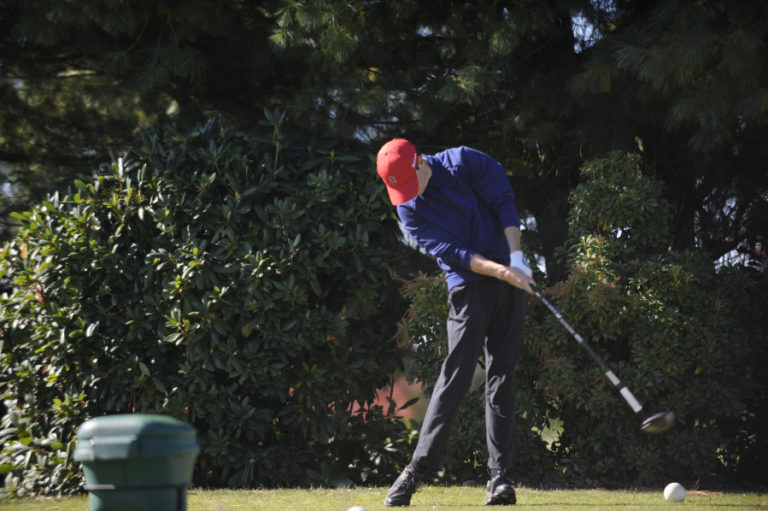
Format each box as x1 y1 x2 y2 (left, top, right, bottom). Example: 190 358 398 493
641 411 675 434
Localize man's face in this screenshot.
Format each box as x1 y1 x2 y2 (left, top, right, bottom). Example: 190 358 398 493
416 157 432 196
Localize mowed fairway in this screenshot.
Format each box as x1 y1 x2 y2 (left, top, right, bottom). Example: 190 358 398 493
0 487 765 510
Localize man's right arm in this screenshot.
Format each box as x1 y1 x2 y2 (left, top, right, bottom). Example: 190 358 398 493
469 252 534 293
399 206 534 292
397 204 476 271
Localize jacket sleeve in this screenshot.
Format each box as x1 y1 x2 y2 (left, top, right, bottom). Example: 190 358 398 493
397 206 476 271
458 147 520 229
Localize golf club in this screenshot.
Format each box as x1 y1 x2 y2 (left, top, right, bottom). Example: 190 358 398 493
530 285 674 434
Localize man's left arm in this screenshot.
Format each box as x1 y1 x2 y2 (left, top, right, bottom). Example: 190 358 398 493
505 225 533 278
460 147 520 230
460 147 535 289
468 220 535 293
505 225 522 253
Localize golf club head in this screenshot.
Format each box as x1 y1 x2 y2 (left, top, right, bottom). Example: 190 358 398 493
641 411 675 434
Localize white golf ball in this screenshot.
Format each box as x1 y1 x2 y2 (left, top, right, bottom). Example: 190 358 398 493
664 482 686 502
346 507 367 511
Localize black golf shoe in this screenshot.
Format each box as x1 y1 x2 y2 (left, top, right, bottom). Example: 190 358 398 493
384 465 421 506
485 474 516 505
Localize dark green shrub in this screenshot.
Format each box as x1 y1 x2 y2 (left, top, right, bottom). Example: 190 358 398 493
566 151 672 261
0 113 410 496
525 152 766 486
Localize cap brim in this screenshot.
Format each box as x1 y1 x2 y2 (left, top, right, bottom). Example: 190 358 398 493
386 174 419 206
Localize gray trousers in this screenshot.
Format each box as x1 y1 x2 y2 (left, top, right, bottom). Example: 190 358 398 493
411 278 525 473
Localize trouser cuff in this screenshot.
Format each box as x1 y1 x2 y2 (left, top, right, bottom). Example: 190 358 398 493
489 467 508 479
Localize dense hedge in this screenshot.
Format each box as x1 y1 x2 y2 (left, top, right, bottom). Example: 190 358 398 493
3 136 765 495
399 152 767 487
0 114 413 496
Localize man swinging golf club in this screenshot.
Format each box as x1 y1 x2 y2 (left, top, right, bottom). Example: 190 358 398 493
376 139 535 506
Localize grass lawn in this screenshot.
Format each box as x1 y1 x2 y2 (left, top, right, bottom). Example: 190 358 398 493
0 486 766 510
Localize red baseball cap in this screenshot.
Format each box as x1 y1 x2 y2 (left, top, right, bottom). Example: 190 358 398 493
376 139 420 206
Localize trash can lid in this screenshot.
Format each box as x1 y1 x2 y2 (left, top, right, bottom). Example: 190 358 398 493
74 414 199 461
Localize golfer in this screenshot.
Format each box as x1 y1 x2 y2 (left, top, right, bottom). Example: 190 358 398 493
376 139 535 506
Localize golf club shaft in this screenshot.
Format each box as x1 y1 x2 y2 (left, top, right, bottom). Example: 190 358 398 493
531 286 645 415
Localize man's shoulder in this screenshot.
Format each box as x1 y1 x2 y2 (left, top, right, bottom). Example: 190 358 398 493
395 200 418 222
431 146 473 162
430 146 494 170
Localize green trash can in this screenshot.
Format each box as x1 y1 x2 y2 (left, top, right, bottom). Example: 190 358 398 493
74 414 200 511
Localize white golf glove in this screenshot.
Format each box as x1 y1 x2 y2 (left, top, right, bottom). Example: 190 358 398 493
509 250 532 278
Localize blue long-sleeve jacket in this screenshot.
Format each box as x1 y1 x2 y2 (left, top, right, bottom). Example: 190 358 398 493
396 146 521 290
